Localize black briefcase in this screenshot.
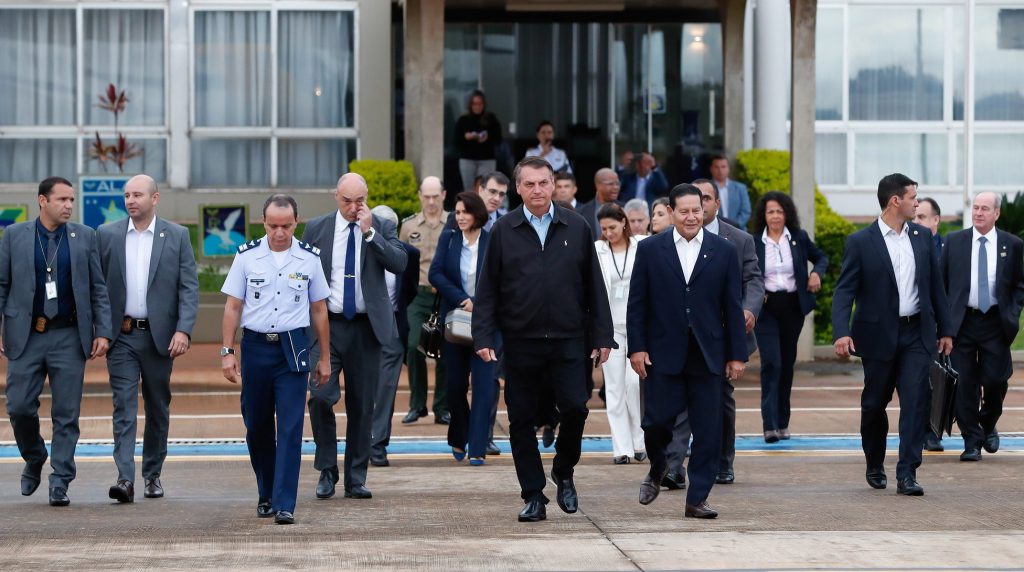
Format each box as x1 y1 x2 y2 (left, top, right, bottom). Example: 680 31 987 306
418 294 444 360
928 355 959 437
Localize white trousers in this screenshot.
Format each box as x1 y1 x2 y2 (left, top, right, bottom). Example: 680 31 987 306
602 330 645 458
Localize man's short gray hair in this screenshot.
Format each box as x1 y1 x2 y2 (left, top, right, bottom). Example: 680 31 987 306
370 204 398 226
624 198 649 215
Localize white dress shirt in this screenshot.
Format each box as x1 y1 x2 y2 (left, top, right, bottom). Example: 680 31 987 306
969 226 998 309
673 227 703 283
385 271 398 311
715 180 730 218
762 228 797 293
125 216 155 318
328 211 366 314
461 233 479 298
704 216 720 235
878 218 919 317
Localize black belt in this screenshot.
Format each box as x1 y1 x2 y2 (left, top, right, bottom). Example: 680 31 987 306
243 328 283 343
32 314 77 333
328 312 368 322
898 313 920 324
121 317 150 333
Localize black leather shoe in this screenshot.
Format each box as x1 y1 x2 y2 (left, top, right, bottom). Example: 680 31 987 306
551 470 577 514
21 461 44 497
897 477 924 496
435 411 451 425
640 469 667 505
344 485 372 499
401 408 427 424
715 470 735 485
256 497 274 518
542 426 556 448
315 468 338 499
613 455 630 465
685 500 719 519
779 428 791 440
764 430 780 443
48 487 70 507
274 510 295 525
486 441 501 456
370 452 390 467
144 477 164 498
518 499 547 522
108 480 134 503
866 467 887 489
924 435 944 452
662 472 687 490
984 431 1000 454
960 447 982 462
634 452 648 463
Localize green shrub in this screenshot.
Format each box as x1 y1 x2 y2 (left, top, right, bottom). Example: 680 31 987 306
733 149 856 344
997 191 1024 241
349 159 420 221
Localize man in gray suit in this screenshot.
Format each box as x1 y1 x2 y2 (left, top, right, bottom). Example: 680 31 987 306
97 174 199 503
303 173 408 500
0 176 111 507
663 179 764 489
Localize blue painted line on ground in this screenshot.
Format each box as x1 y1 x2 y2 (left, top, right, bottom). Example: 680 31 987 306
1 436 1021 458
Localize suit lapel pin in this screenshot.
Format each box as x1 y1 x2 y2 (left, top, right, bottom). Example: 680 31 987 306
913 230 919 235
564 240 568 246
160 232 165 238
70 232 76 238
703 254 708 258
1001 252 1007 257
791 240 797 246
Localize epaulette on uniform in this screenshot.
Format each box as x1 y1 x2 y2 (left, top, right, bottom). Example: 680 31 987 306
237 239 261 253
401 213 417 224
298 241 321 256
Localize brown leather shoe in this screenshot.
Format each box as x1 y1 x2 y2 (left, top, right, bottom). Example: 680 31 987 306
685 500 719 519
108 480 134 503
144 477 164 498
639 470 666 505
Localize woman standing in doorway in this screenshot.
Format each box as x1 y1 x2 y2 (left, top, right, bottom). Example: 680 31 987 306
454 90 503 193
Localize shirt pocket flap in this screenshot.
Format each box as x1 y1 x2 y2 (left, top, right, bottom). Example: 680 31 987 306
288 278 307 291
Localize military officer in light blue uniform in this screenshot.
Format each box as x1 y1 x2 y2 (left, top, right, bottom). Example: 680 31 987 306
220 194 331 525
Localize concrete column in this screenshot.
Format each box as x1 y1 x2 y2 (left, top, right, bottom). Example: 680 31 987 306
404 0 445 180
754 0 789 151
167 1 189 189
358 0 392 160
720 0 747 161
790 0 817 361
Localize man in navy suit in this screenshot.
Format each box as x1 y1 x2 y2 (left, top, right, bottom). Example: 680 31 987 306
832 173 953 496
628 184 747 519
620 152 670 203
940 192 1024 462
709 154 751 228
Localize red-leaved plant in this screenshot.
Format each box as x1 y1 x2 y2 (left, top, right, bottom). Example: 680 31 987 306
89 83 143 173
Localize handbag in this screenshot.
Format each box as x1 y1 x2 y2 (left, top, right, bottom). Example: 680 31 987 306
444 308 474 346
418 294 444 359
928 354 959 437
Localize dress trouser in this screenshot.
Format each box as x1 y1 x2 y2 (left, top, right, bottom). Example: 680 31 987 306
458 159 497 193
5 327 85 489
308 315 380 489
754 291 805 432
602 330 644 458
643 336 723 506
952 307 1011 450
405 288 448 414
504 336 589 503
665 375 736 476
240 334 307 513
444 341 497 458
371 327 406 456
860 316 932 481
107 327 174 482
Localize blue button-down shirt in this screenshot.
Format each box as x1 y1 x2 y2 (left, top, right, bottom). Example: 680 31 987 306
33 219 74 319
525 202 555 246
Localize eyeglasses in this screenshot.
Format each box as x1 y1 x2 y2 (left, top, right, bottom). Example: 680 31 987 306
484 187 507 199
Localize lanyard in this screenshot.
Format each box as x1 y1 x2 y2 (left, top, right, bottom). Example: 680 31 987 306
36 229 64 277
610 241 629 281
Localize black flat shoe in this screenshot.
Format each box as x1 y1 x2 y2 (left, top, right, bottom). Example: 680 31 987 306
518 499 547 522
144 477 164 498
344 485 372 499
960 447 982 462
435 411 451 425
551 470 577 514
370 453 390 467
662 472 687 490
49 487 70 507
634 452 648 463
897 477 924 496
866 467 887 490
108 480 134 503
685 500 719 519
542 426 556 448
275 510 295 524
401 408 427 424
316 468 339 499
924 435 944 452
984 431 1000 454
257 497 274 518
486 441 501 456
764 430 780 443
21 461 44 497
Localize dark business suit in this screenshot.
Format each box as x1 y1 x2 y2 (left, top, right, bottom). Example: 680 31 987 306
941 228 1024 452
97 217 199 484
303 213 407 491
628 229 747 506
754 228 828 432
430 228 495 458
832 220 952 481
0 219 111 491
619 169 670 203
370 242 420 460
576 199 624 241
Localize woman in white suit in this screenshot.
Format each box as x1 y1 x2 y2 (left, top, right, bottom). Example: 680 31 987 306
594 203 646 464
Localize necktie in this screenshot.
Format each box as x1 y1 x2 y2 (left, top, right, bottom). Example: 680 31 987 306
978 236 991 313
44 231 58 318
343 222 357 319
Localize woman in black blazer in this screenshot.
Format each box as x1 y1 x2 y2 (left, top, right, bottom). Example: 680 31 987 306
428 192 495 465
752 191 828 443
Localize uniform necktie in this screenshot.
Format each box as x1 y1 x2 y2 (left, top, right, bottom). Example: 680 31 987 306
343 222 357 319
978 236 991 313
44 231 58 318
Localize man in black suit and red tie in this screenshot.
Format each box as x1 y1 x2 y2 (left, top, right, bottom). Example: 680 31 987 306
832 173 953 496
940 192 1024 462
628 184 747 519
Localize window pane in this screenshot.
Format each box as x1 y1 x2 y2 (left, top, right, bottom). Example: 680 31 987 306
82 137 166 182
84 9 164 126
0 139 76 183
975 8 1024 120
191 139 270 187
854 133 947 186
278 139 356 187
848 7 944 120
815 133 846 185
0 9 76 126
815 8 843 120
278 11 355 128
194 11 271 127
975 134 1024 186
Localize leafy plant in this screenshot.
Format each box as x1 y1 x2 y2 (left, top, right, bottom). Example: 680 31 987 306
996 191 1024 241
89 83 143 173
349 159 420 221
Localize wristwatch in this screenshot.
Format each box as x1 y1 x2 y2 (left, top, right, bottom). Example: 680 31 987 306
220 347 235 357
363 227 376 241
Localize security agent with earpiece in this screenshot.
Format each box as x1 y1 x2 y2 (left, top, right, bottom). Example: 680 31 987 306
220 194 332 525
